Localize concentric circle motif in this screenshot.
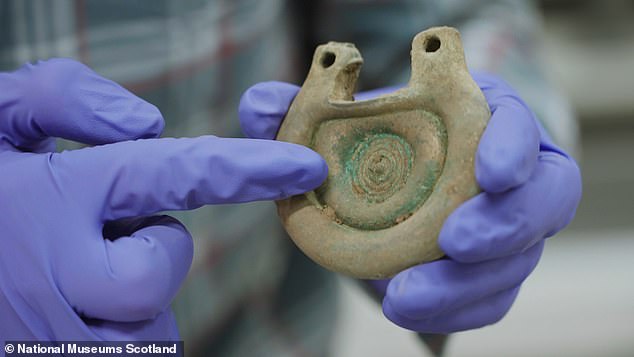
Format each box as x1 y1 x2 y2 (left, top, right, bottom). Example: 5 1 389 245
349 133 413 203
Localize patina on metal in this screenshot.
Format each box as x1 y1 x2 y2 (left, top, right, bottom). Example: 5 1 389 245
275 27 490 279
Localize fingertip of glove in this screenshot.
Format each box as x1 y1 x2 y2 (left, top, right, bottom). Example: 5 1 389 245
128 101 165 139
475 155 528 194
473 74 541 193
382 298 436 333
309 152 329 187
239 81 300 140
475 121 538 193
382 268 435 320
382 293 417 328
251 139 329 198
381 297 401 324
285 144 328 193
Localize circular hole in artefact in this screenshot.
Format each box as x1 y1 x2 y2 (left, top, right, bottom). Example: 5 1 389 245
424 36 441 53
321 51 336 68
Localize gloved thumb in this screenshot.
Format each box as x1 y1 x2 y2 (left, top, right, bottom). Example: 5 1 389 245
57 216 192 323
239 81 299 140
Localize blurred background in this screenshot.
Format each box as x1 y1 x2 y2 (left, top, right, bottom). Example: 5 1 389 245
333 1 634 356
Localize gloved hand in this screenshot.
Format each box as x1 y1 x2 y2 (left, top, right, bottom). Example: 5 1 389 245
0 59 327 341
238 75 582 334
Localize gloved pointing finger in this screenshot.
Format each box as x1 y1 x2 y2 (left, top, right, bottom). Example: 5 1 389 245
52 135 328 221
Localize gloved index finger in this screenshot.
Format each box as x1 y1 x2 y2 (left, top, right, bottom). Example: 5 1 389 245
0 58 164 151
52 135 328 221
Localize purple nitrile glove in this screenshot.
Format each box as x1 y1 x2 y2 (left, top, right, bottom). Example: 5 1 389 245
0 59 327 341
238 76 582 334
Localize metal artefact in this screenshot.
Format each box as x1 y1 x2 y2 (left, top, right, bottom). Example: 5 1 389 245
276 27 490 279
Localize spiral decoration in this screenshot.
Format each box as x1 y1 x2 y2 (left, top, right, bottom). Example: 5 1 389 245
350 134 413 203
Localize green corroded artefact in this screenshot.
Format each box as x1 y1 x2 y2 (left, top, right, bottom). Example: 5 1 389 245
275 27 490 279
